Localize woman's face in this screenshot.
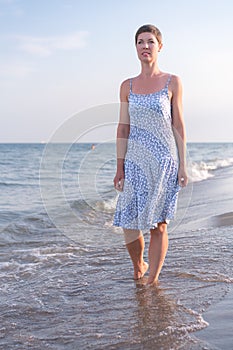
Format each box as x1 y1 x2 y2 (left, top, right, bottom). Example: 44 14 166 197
136 32 162 62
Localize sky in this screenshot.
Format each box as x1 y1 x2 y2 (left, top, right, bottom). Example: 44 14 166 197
0 0 233 143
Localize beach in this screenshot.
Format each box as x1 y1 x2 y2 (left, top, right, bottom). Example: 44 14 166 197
0 142 232 349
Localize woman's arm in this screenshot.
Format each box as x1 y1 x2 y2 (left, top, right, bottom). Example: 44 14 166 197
113 79 130 191
170 75 188 187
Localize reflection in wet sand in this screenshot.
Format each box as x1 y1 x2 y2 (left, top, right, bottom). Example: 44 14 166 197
131 283 192 349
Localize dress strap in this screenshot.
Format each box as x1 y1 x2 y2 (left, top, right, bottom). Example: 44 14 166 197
165 74 172 89
129 78 133 93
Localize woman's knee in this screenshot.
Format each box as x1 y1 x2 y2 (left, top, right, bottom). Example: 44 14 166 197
150 222 167 235
123 229 142 244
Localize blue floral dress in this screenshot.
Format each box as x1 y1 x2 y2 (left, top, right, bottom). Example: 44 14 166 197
113 75 180 230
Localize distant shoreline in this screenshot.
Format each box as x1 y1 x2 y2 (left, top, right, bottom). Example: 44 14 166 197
0 141 232 145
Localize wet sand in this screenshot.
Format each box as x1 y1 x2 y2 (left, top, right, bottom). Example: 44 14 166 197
196 286 233 349
211 212 233 227
177 170 233 349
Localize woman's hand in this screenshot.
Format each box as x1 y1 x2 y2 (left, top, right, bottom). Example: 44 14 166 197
114 169 125 192
178 165 188 187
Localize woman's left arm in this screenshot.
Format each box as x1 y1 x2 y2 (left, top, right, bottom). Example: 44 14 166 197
170 75 188 187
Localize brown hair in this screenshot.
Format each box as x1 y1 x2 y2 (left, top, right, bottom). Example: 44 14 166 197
135 24 162 45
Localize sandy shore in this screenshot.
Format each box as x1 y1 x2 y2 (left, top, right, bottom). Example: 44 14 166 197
196 285 233 349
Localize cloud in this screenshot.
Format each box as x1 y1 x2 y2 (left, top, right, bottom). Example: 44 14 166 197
16 31 89 57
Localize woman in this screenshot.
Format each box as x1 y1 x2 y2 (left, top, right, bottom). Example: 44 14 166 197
113 24 188 285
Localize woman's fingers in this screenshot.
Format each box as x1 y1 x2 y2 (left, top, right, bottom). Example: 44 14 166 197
115 178 124 191
179 174 188 187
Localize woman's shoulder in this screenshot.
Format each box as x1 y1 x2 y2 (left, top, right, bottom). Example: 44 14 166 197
164 73 182 92
119 78 134 101
166 73 181 84
162 71 180 82
120 78 131 90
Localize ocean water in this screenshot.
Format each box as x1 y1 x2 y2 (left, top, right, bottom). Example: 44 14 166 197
0 142 233 349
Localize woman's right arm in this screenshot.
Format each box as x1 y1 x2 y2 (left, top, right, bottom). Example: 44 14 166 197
113 79 130 191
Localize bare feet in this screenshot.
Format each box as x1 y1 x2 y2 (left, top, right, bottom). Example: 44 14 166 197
134 261 149 280
146 275 159 285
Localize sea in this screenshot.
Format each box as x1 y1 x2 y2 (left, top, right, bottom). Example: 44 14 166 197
0 142 233 350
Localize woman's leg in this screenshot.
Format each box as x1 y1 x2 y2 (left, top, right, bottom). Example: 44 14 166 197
123 229 148 280
147 222 168 284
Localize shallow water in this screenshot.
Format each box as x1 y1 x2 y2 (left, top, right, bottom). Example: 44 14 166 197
0 143 233 349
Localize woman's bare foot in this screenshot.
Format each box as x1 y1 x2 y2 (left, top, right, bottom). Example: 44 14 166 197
146 275 159 285
134 261 149 280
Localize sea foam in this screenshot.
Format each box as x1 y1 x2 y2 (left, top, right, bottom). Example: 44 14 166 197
188 157 233 182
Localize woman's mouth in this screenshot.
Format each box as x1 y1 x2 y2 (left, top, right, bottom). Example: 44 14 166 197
142 52 150 56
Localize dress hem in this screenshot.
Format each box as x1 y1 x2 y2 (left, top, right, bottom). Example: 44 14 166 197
113 218 172 231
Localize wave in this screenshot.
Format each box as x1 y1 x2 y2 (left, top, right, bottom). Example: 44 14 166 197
188 157 233 182
71 196 117 213
69 197 117 229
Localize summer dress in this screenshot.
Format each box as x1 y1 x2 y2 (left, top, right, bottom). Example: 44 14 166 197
113 75 180 230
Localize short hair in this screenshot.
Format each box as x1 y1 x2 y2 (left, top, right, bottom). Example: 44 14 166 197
135 24 162 45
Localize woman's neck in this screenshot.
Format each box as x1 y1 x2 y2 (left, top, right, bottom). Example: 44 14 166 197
140 62 161 78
